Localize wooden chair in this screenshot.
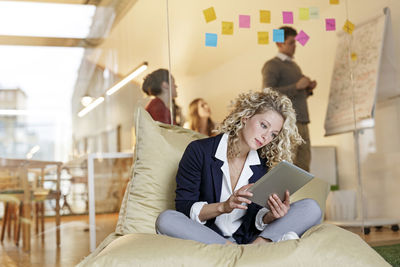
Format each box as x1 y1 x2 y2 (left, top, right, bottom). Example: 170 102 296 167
0 160 30 250
1 201 20 245
0 158 62 251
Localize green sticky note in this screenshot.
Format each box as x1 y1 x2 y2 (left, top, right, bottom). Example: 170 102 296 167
299 8 309 20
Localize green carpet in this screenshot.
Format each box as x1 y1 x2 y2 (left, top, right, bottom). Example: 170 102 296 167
373 243 400 266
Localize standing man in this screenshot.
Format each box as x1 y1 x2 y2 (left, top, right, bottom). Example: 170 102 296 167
261 26 316 171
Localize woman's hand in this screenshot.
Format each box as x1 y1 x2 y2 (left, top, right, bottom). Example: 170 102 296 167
199 184 254 221
220 184 254 214
263 190 290 224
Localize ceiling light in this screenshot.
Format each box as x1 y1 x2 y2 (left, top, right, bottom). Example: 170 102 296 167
81 95 94 107
78 96 104 117
106 62 148 96
77 62 148 118
26 145 40 159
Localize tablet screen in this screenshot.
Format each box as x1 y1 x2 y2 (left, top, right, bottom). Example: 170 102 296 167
248 160 314 208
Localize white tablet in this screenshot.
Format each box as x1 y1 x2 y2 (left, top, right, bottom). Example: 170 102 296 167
248 160 314 208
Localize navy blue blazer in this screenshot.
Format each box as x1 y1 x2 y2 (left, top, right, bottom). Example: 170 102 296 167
175 134 269 244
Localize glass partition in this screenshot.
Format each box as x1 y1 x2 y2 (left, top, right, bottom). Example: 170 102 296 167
69 0 171 252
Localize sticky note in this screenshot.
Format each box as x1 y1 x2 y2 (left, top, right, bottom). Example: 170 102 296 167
343 19 355 34
205 33 217 47
330 0 339 4
258 32 269 45
295 30 310 46
260 10 271 23
351 52 357 61
299 8 309 20
222 21 234 35
309 7 319 19
282 11 293 24
203 7 216 23
273 29 284 43
325 18 336 31
239 15 250 28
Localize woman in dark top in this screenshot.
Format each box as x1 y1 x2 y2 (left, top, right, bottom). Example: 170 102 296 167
142 68 180 125
156 88 322 245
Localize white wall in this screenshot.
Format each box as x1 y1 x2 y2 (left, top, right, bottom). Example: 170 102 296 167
75 0 400 219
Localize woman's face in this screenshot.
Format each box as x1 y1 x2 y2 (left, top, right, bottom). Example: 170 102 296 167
197 99 211 118
161 77 178 98
240 110 284 151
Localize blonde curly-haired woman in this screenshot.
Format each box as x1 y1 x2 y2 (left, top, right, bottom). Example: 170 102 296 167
156 88 322 245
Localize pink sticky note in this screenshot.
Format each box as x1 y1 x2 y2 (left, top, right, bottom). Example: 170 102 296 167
325 18 336 31
295 30 310 46
282 11 293 24
239 15 250 28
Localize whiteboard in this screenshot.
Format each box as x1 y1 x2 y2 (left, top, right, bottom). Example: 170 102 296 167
324 8 398 136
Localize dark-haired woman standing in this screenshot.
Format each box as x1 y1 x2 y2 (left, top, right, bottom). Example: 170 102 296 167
142 68 179 125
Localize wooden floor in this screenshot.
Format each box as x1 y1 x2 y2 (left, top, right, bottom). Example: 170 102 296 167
0 215 399 267
0 213 118 267
345 225 400 247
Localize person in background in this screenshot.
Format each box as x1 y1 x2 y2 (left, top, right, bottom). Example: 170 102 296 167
184 98 215 136
261 26 317 171
142 68 180 125
155 88 321 245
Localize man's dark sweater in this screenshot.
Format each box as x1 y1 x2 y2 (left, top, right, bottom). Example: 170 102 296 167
261 57 310 124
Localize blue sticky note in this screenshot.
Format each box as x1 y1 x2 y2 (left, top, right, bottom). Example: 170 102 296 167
205 33 218 47
273 29 284 43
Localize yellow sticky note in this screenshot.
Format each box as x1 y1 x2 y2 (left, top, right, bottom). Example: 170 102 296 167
258 32 269 45
299 8 309 20
260 10 271 23
330 0 339 4
203 7 216 23
351 52 357 61
343 19 355 34
222 21 233 35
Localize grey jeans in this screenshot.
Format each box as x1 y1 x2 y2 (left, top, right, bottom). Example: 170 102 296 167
156 198 321 244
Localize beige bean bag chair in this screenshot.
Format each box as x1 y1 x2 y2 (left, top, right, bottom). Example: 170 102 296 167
77 107 388 267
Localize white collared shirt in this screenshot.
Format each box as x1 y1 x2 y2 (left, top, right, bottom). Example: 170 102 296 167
276 52 293 62
190 134 269 237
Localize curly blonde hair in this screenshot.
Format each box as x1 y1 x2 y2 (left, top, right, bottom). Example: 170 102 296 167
217 88 303 167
